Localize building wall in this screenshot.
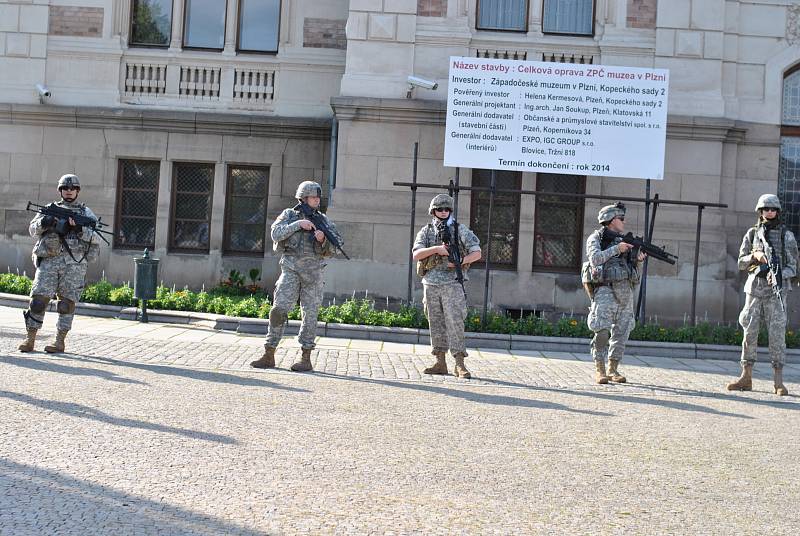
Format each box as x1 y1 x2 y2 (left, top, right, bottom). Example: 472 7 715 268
326 0 800 325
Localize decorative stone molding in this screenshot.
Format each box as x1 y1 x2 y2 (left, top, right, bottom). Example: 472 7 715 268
788 4 800 46
0 104 331 140
542 52 594 64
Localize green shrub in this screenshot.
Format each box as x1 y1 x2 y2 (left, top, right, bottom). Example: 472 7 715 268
3 271 800 348
0 273 32 295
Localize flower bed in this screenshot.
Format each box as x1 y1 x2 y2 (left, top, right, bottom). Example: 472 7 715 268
0 273 787 347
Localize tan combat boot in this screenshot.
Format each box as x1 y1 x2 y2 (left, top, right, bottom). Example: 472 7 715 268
18 328 38 353
453 353 471 379
44 330 68 353
726 363 753 391
250 347 276 369
774 365 789 396
594 361 609 384
607 359 627 383
290 348 313 372
423 351 448 375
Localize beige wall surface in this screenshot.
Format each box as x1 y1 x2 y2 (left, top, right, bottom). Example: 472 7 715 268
3 0 800 325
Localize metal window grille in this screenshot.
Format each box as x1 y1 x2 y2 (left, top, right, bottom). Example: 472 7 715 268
476 49 528 60
114 159 160 250
169 163 214 252
780 68 800 237
533 173 586 271
223 166 269 255
470 169 522 269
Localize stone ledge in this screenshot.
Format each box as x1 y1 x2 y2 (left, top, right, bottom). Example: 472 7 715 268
1 292 796 363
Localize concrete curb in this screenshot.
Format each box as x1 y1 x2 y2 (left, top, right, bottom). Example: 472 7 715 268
1 292 797 363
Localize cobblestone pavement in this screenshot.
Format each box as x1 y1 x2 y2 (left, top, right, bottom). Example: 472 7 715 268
1 306 799 535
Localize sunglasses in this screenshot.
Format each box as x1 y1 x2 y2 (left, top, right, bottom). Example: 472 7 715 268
762 208 778 212
434 207 451 212
61 186 79 192
616 217 625 222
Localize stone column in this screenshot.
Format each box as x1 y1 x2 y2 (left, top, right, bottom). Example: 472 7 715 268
169 0 185 50
223 0 238 55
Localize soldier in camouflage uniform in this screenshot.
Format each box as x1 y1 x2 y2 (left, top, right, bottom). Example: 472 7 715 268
585 203 645 384
18 174 101 354
250 180 343 372
727 194 798 396
412 194 482 378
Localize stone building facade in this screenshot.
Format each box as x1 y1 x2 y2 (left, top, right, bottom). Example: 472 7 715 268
1 0 799 325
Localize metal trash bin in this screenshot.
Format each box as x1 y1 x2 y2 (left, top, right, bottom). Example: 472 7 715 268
133 248 159 322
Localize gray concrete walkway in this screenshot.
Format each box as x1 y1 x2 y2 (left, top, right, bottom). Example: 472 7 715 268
1 305 798 535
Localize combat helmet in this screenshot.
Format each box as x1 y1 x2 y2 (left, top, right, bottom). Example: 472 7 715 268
429 194 454 214
295 180 322 199
755 194 781 212
58 174 81 190
598 202 625 224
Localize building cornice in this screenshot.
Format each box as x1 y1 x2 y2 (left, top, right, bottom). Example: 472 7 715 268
0 104 331 140
332 98 770 145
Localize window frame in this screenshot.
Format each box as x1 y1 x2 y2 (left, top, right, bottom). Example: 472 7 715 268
222 164 270 257
168 161 216 254
476 0 530 33
778 63 800 237
114 158 161 251
236 0 282 54
182 0 228 51
541 0 596 38
128 0 174 48
532 173 586 273
469 169 522 271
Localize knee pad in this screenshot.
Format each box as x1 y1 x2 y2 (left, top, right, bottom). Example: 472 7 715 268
269 306 288 326
56 298 76 315
594 329 610 346
29 295 50 314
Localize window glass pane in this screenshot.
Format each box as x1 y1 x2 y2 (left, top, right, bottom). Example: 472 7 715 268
115 160 159 250
533 173 585 271
239 0 280 52
477 0 527 31
470 169 521 268
130 0 172 46
543 0 594 35
783 70 800 126
184 0 226 49
173 221 210 249
779 137 800 237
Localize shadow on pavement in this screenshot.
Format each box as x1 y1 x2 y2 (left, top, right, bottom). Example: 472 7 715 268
0 458 267 536
479 378 762 418
0 356 147 385
0 390 238 445
314 373 610 416
62 354 309 392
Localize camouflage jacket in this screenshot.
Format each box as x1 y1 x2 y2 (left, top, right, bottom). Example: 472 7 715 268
271 207 342 271
585 228 639 284
738 224 799 296
29 200 99 265
413 219 481 286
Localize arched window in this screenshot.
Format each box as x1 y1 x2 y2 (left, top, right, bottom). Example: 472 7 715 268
779 65 800 235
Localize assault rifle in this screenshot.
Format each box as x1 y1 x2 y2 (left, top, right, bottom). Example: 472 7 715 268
434 218 466 297
26 201 112 245
294 202 350 259
756 225 785 312
603 229 678 265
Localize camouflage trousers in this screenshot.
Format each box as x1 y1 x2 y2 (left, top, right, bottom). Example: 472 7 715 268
25 255 88 331
739 291 787 366
423 282 468 356
265 265 324 350
587 283 635 364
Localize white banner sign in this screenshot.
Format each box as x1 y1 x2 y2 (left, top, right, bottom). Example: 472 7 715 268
444 57 669 180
